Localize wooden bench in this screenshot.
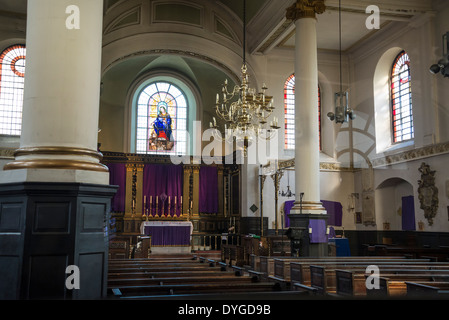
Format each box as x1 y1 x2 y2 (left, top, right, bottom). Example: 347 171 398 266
108 273 258 287
335 268 449 297
317 263 449 294
376 273 449 296
108 270 232 280
406 281 449 296
255 255 408 276
109 280 283 297
221 245 245 266
272 256 410 281
289 259 438 286
107 255 306 299
108 265 228 276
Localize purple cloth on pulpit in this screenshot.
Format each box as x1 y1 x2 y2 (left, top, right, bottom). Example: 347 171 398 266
142 164 183 216
308 219 328 243
199 166 218 213
107 163 126 212
321 200 343 226
284 200 295 228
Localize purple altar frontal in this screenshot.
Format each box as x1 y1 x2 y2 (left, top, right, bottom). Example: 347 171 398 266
140 221 193 246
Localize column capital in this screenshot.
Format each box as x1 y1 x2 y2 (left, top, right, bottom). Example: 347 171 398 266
286 0 326 21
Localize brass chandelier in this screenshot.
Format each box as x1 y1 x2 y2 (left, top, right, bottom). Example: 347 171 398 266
210 0 279 155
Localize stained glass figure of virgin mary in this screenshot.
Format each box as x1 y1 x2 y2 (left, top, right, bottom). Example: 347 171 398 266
136 81 188 154
151 103 174 150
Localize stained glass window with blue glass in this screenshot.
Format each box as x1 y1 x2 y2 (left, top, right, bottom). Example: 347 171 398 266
136 81 187 155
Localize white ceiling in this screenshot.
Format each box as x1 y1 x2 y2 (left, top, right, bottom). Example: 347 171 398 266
0 0 436 53
248 0 435 54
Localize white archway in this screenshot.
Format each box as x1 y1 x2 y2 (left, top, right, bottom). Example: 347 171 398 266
375 177 415 231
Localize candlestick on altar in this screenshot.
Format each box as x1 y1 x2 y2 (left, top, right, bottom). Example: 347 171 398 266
150 196 153 217
174 196 177 216
180 196 183 215
143 196 146 216
156 196 159 217
168 196 171 217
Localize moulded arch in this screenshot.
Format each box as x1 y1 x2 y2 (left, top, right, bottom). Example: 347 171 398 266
375 176 415 231
373 47 405 154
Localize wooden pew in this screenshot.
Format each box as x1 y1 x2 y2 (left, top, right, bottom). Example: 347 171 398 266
289 258 437 286
335 268 449 297
108 254 302 299
272 256 410 281
221 244 245 266
260 257 422 291
375 273 449 296
365 245 449 261
313 266 449 296
109 280 283 297
108 270 232 280
108 273 257 287
406 281 449 297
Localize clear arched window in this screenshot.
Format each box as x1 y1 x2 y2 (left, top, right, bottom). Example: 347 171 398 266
391 51 413 143
136 81 188 155
284 74 321 150
0 44 26 136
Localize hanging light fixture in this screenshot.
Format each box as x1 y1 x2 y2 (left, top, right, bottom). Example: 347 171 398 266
279 169 295 198
429 32 449 78
211 0 279 156
327 0 355 123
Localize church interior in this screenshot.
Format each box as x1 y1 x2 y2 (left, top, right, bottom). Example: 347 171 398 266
1 0 449 301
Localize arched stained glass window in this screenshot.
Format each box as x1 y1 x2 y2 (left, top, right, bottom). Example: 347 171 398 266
0 44 26 136
391 51 413 143
284 74 321 150
136 81 188 155
284 74 295 149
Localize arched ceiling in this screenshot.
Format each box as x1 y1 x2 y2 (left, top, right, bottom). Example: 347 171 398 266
1 0 435 53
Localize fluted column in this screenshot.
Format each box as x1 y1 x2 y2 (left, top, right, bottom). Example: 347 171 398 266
2 0 108 184
287 0 326 216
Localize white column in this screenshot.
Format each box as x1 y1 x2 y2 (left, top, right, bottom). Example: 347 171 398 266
2 0 108 184
287 1 326 215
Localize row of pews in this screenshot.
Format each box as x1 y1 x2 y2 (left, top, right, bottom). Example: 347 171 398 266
247 254 449 298
107 253 308 299
107 251 449 299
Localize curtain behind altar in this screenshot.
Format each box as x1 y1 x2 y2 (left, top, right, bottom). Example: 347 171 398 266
199 166 218 213
142 164 183 216
107 163 126 212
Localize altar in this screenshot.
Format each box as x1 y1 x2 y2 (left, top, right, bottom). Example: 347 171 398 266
140 221 193 247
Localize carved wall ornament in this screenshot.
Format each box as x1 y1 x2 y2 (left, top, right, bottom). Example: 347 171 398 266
417 162 439 226
286 0 326 20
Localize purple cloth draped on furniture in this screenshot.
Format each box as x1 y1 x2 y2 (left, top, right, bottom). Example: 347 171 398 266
140 221 192 246
199 166 218 213
321 200 343 226
402 195 416 231
283 199 339 242
283 200 295 228
107 163 126 212
308 219 328 243
142 164 183 216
